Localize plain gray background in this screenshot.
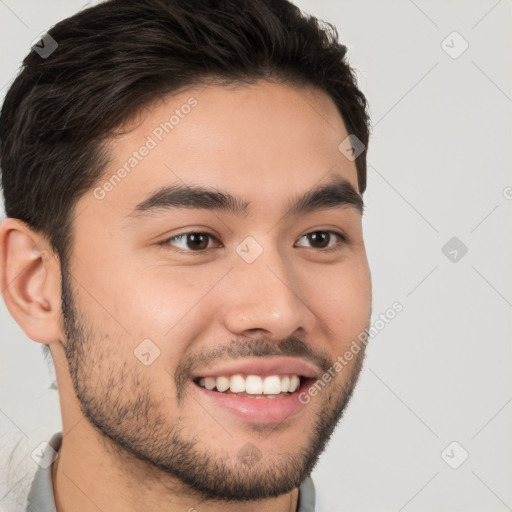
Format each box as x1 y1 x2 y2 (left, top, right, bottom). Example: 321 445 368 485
1 1 511 511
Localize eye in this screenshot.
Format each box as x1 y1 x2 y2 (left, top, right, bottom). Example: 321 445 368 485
295 230 348 251
161 229 348 254
163 231 219 252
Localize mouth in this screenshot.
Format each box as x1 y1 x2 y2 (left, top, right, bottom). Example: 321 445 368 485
189 358 321 424
193 373 305 399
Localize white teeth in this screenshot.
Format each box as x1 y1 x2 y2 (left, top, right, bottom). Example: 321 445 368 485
197 374 302 394
230 374 245 393
204 377 216 390
246 375 263 394
216 376 230 392
289 375 300 392
263 376 281 394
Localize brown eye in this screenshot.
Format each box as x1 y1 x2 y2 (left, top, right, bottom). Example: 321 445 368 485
164 232 217 252
296 231 347 250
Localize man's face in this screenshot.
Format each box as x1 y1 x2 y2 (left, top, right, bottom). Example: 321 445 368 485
59 81 372 500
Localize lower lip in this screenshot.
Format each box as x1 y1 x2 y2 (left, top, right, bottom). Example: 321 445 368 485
191 378 313 424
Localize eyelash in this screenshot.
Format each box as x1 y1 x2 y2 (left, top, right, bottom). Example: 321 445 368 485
160 230 349 254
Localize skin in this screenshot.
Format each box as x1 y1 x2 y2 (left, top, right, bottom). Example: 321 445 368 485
0 80 372 512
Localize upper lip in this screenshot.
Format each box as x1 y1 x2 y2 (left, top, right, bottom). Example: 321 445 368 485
191 357 321 380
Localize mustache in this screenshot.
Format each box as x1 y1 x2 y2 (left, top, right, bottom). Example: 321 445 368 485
174 336 334 400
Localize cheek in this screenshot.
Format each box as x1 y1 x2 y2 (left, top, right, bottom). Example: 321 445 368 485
114 264 219 339
310 259 371 335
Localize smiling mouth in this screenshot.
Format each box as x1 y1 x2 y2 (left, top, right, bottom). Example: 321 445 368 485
193 374 305 398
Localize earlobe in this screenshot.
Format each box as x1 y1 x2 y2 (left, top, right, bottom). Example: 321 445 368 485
0 218 63 344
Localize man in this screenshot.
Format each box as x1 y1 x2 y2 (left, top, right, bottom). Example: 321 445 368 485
0 0 372 510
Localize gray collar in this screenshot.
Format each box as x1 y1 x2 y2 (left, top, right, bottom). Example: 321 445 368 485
26 431 61 512
26 432 315 512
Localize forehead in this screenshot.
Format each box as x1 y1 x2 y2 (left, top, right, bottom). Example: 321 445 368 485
81 81 360 222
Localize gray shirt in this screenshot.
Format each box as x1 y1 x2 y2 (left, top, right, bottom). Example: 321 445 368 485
26 431 316 512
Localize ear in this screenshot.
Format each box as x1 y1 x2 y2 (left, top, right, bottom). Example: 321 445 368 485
0 217 63 344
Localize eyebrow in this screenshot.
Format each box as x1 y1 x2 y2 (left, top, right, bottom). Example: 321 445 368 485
127 174 364 220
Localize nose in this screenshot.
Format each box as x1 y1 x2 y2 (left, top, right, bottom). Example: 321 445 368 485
218 246 315 340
